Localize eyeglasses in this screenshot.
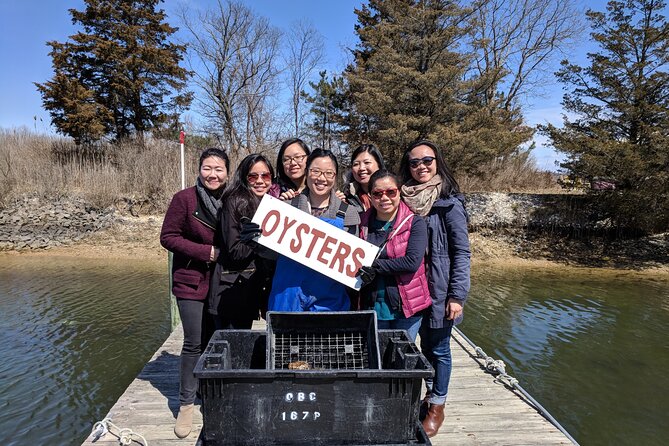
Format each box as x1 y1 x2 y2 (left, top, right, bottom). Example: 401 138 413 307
282 154 307 165
308 168 336 180
409 156 435 169
371 188 399 200
247 172 272 182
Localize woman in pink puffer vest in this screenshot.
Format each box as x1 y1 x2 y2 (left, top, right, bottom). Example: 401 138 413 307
356 170 431 341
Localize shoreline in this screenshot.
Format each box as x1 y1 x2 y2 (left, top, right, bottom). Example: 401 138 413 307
2 215 666 278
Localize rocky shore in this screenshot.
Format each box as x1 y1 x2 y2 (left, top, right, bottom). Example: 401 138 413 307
0 192 666 270
0 194 115 251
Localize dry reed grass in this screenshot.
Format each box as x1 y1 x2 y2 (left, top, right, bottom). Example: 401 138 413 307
458 153 561 193
0 129 564 213
0 128 202 211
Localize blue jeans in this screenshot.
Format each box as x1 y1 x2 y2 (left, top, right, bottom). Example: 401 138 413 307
419 319 454 405
377 314 422 342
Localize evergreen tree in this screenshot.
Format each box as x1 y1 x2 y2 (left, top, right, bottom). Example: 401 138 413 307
302 71 351 152
541 0 669 232
345 0 532 171
36 0 191 144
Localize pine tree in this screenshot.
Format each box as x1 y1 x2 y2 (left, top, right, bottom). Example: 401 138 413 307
541 0 669 232
36 0 191 144
303 71 359 154
344 0 532 171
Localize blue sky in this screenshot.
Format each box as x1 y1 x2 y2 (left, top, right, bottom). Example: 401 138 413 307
0 0 623 171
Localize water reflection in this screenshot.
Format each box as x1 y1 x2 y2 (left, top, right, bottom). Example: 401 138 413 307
0 256 170 446
462 266 669 446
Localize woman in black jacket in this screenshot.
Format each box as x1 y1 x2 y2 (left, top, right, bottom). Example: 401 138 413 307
209 154 276 329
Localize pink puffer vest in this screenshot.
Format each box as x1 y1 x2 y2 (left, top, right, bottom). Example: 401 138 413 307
360 201 431 317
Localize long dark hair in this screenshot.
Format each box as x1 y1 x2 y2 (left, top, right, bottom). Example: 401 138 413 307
276 138 310 188
399 140 460 197
222 153 274 220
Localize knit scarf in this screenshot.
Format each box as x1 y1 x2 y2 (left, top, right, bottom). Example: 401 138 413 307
195 177 223 222
401 175 442 216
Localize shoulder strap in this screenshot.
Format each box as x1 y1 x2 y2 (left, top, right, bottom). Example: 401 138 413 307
374 214 413 261
336 201 348 219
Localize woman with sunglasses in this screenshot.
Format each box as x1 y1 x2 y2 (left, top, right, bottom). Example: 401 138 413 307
356 170 431 341
343 144 386 213
267 149 361 312
209 154 276 331
160 147 229 438
271 138 311 199
399 140 471 438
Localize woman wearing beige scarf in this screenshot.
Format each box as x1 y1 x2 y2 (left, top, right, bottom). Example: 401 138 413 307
400 140 471 438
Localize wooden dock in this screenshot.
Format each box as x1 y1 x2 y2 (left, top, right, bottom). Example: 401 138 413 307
82 322 574 445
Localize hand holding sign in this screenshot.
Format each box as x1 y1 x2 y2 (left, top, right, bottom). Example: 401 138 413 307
356 265 377 286
239 217 262 245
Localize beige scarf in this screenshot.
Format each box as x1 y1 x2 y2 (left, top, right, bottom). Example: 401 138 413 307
401 175 442 216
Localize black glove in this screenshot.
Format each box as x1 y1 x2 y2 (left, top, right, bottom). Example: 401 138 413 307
356 265 377 286
239 217 262 245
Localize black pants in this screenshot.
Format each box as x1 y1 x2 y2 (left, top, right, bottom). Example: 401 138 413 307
177 298 207 406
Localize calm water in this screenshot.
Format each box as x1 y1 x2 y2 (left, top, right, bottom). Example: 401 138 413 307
462 266 669 446
0 256 170 446
0 257 667 445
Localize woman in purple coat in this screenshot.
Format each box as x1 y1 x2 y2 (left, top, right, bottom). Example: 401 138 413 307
160 148 229 439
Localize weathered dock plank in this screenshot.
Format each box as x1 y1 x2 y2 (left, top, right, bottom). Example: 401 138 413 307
81 322 575 445
433 330 573 445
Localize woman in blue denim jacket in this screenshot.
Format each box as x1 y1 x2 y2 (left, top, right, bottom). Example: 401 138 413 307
399 140 471 438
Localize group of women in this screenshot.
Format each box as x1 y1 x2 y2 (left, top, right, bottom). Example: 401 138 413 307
160 139 470 439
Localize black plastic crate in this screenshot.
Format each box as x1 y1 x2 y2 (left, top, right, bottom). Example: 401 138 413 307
196 421 431 446
266 311 382 370
194 326 433 446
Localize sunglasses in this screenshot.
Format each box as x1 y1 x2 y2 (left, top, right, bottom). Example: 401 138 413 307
371 188 399 199
247 172 272 182
409 156 435 169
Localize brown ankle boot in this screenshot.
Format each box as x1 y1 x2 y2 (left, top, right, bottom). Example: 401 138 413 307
422 403 445 437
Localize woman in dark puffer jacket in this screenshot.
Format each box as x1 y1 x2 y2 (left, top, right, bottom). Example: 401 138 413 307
400 140 471 438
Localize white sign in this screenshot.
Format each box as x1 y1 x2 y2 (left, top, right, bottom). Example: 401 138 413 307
252 195 379 290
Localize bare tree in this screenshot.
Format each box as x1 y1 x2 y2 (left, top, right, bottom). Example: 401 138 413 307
179 0 282 159
471 0 584 109
284 20 325 137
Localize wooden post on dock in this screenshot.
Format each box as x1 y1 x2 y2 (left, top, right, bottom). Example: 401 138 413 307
168 252 180 330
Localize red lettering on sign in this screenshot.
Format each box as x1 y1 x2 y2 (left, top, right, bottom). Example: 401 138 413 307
277 216 297 244
290 224 309 253
347 247 365 278
261 210 281 236
317 236 337 265
329 241 351 274
305 229 326 258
